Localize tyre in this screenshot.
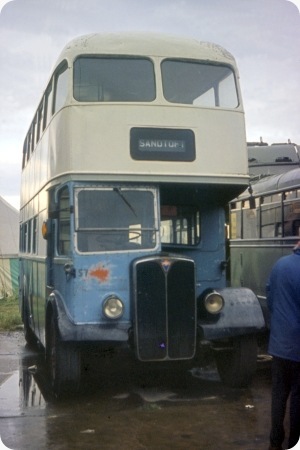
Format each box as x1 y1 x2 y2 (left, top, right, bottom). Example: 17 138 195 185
215 335 257 388
46 312 81 397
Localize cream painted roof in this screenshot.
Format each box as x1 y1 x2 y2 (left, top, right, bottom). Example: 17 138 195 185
56 33 236 67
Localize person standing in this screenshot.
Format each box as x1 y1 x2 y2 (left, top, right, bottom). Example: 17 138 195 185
267 241 300 450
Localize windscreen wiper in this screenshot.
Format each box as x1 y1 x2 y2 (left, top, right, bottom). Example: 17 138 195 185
113 188 137 217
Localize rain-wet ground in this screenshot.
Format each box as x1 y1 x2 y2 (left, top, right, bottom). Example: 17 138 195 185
0 331 283 450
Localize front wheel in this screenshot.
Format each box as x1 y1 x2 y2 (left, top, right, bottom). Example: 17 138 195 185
214 335 257 388
46 313 81 397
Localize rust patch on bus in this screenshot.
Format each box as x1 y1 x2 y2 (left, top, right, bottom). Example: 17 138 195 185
89 265 110 282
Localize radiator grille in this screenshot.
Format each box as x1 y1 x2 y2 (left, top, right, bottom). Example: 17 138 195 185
132 256 196 361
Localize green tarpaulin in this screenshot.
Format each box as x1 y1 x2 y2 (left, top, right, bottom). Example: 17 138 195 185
0 257 18 297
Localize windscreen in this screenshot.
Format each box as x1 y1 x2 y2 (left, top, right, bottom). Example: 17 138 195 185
74 57 156 102
161 59 238 108
75 188 157 252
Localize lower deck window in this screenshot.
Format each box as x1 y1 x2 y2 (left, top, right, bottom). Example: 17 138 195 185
161 205 200 245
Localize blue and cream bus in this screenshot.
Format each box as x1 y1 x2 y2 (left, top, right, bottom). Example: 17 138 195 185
19 33 265 395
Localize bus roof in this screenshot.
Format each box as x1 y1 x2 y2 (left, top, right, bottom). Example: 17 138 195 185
250 167 300 196
248 143 300 177
56 33 237 67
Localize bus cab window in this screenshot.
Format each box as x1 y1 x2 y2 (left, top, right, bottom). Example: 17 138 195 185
75 188 157 252
57 187 71 255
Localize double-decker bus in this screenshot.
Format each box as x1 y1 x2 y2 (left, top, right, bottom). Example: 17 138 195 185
229 167 300 326
19 33 265 395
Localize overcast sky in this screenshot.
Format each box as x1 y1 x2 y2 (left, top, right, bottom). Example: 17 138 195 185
0 0 299 209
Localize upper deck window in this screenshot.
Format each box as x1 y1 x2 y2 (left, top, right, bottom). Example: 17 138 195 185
53 62 68 114
161 60 238 108
44 82 53 129
73 57 155 102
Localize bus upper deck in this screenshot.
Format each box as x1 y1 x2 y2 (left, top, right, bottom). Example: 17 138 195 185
21 33 248 208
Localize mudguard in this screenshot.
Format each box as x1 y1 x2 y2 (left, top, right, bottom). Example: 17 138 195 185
198 287 266 341
47 292 130 342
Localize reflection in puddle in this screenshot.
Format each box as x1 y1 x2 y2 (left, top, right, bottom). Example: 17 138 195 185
0 372 22 417
0 342 273 450
190 365 221 382
1 355 49 418
0 345 271 414
1 353 224 417
20 364 47 409
133 387 177 403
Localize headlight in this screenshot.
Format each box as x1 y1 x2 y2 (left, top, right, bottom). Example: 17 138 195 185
204 291 224 314
103 296 124 319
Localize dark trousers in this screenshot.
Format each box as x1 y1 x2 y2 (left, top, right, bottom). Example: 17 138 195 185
270 356 300 449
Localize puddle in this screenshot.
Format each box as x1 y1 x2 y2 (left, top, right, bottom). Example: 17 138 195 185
0 360 222 420
0 369 47 418
0 372 22 417
0 336 274 450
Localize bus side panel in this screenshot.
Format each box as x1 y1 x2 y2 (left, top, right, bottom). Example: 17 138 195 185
230 240 291 328
37 260 47 345
230 240 288 297
51 253 139 325
19 257 47 345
